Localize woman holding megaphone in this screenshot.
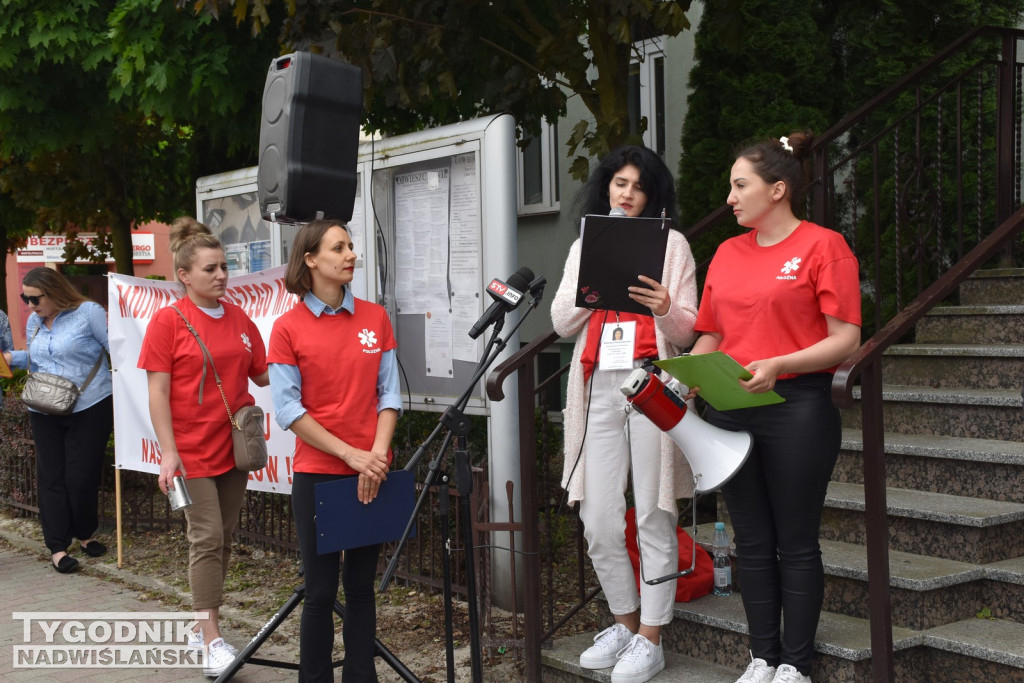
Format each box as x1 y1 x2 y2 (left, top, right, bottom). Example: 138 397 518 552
687 132 861 683
551 145 699 683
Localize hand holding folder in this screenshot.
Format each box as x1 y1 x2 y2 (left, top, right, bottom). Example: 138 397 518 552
654 352 785 411
575 214 671 316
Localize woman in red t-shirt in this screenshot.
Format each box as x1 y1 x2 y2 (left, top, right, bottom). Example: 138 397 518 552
267 219 400 683
689 132 861 683
138 217 268 677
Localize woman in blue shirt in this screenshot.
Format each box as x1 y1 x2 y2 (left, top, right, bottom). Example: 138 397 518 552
3 268 112 573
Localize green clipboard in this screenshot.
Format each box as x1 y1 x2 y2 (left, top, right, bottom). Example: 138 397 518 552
654 352 785 411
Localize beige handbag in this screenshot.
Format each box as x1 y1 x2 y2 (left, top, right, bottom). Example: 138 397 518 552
21 327 104 416
171 307 268 471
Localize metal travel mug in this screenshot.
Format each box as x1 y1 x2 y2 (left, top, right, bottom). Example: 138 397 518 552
168 475 192 511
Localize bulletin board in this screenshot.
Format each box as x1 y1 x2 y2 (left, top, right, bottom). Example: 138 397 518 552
365 114 519 412
195 113 519 414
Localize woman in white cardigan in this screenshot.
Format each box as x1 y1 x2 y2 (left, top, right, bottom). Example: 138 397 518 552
551 146 698 683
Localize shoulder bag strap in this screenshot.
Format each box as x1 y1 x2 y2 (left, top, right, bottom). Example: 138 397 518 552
170 306 238 429
26 324 104 393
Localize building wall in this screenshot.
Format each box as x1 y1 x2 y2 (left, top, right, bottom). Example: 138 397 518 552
4 220 174 346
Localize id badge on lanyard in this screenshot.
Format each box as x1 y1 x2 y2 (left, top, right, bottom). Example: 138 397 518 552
598 320 636 371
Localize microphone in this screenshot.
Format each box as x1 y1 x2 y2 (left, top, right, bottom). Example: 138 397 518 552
468 267 534 339
609 206 628 217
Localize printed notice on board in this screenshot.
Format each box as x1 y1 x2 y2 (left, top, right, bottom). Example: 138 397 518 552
449 152 483 361
395 166 451 314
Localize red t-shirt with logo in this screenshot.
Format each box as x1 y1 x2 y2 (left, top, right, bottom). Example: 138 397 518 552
267 299 397 475
695 221 861 379
138 297 268 478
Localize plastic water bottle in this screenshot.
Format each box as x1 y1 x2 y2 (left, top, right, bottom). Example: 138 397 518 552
712 522 732 596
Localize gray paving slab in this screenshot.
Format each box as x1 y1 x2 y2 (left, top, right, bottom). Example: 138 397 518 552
0 548 292 681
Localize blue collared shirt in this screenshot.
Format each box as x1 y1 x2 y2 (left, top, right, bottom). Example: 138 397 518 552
10 301 112 412
269 288 402 431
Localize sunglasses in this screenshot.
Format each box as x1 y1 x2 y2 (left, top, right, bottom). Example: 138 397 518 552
20 293 45 306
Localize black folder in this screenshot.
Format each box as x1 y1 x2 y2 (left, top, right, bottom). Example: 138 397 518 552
575 214 671 316
314 469 416 554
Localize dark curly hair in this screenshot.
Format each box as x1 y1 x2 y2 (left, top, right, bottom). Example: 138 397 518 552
573 145 679 231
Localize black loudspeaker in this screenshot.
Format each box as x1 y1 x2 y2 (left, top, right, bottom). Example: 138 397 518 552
258 52 362 223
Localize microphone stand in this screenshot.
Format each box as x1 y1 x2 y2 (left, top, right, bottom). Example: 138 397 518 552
380 283 545 683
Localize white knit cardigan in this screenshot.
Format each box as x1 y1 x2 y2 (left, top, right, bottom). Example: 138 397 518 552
551 229 700 512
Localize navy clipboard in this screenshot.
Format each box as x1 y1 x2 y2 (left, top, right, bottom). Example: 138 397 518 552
314 470 417 554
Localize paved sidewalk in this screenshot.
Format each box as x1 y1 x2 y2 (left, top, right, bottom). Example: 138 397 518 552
0 541 294 682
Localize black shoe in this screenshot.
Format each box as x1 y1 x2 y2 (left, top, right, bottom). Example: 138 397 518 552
80 540 107 557
53 555 80 573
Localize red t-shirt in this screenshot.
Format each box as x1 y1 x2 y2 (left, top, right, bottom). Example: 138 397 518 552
695 221 861 378
268 299 397 475
579 312 660 382
138 297 268 478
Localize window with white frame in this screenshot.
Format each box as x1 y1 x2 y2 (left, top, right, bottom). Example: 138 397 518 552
517 119 560 215
628 37 666 159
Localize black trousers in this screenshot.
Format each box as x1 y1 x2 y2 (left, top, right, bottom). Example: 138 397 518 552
292 472 381 683
707 373 840 675
29 396 113 555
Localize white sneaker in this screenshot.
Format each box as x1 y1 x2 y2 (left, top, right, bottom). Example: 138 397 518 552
579 623 634 669
772 664 812 683
187 630 239 656
736 655 776 683
203 637 237 677
610 634 665 683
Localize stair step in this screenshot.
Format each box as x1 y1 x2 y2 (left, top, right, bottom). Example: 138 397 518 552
694 522 990 629
844 385 1023 441
881 343 1024 390
820 539 980 590
541 633 739 683
822 481 1024 562
960 268 1024 305
923 617 1024 668
835 429 1024 503
667 594 921 680
826 481 1024 527
839 429 1024 466
986 555 1024 584
917 304 1024 343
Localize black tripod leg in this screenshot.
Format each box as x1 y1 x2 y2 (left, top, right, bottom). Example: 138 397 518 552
438 473 457 683
332 600 422 682
455 446 483 683
215 585 306 682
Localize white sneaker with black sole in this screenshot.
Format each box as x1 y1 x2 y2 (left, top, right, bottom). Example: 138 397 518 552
610 633 664 683
579 623 633 669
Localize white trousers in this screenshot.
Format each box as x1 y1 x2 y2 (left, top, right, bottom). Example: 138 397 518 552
578 365 679 626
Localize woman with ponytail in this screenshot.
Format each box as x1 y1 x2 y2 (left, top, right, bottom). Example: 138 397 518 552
138 216 269 677
688 132 862 683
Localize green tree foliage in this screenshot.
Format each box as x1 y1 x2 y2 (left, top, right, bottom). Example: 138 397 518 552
677 0 840 266
678 0 1024 279
190 0 694 181
0 0 280 274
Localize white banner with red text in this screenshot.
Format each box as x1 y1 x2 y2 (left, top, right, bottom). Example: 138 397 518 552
108 268 297 494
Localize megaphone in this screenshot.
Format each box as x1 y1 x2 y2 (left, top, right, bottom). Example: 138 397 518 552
620 369 752 494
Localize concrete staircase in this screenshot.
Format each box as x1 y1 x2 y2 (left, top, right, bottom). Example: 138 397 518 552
541 269 1024 682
